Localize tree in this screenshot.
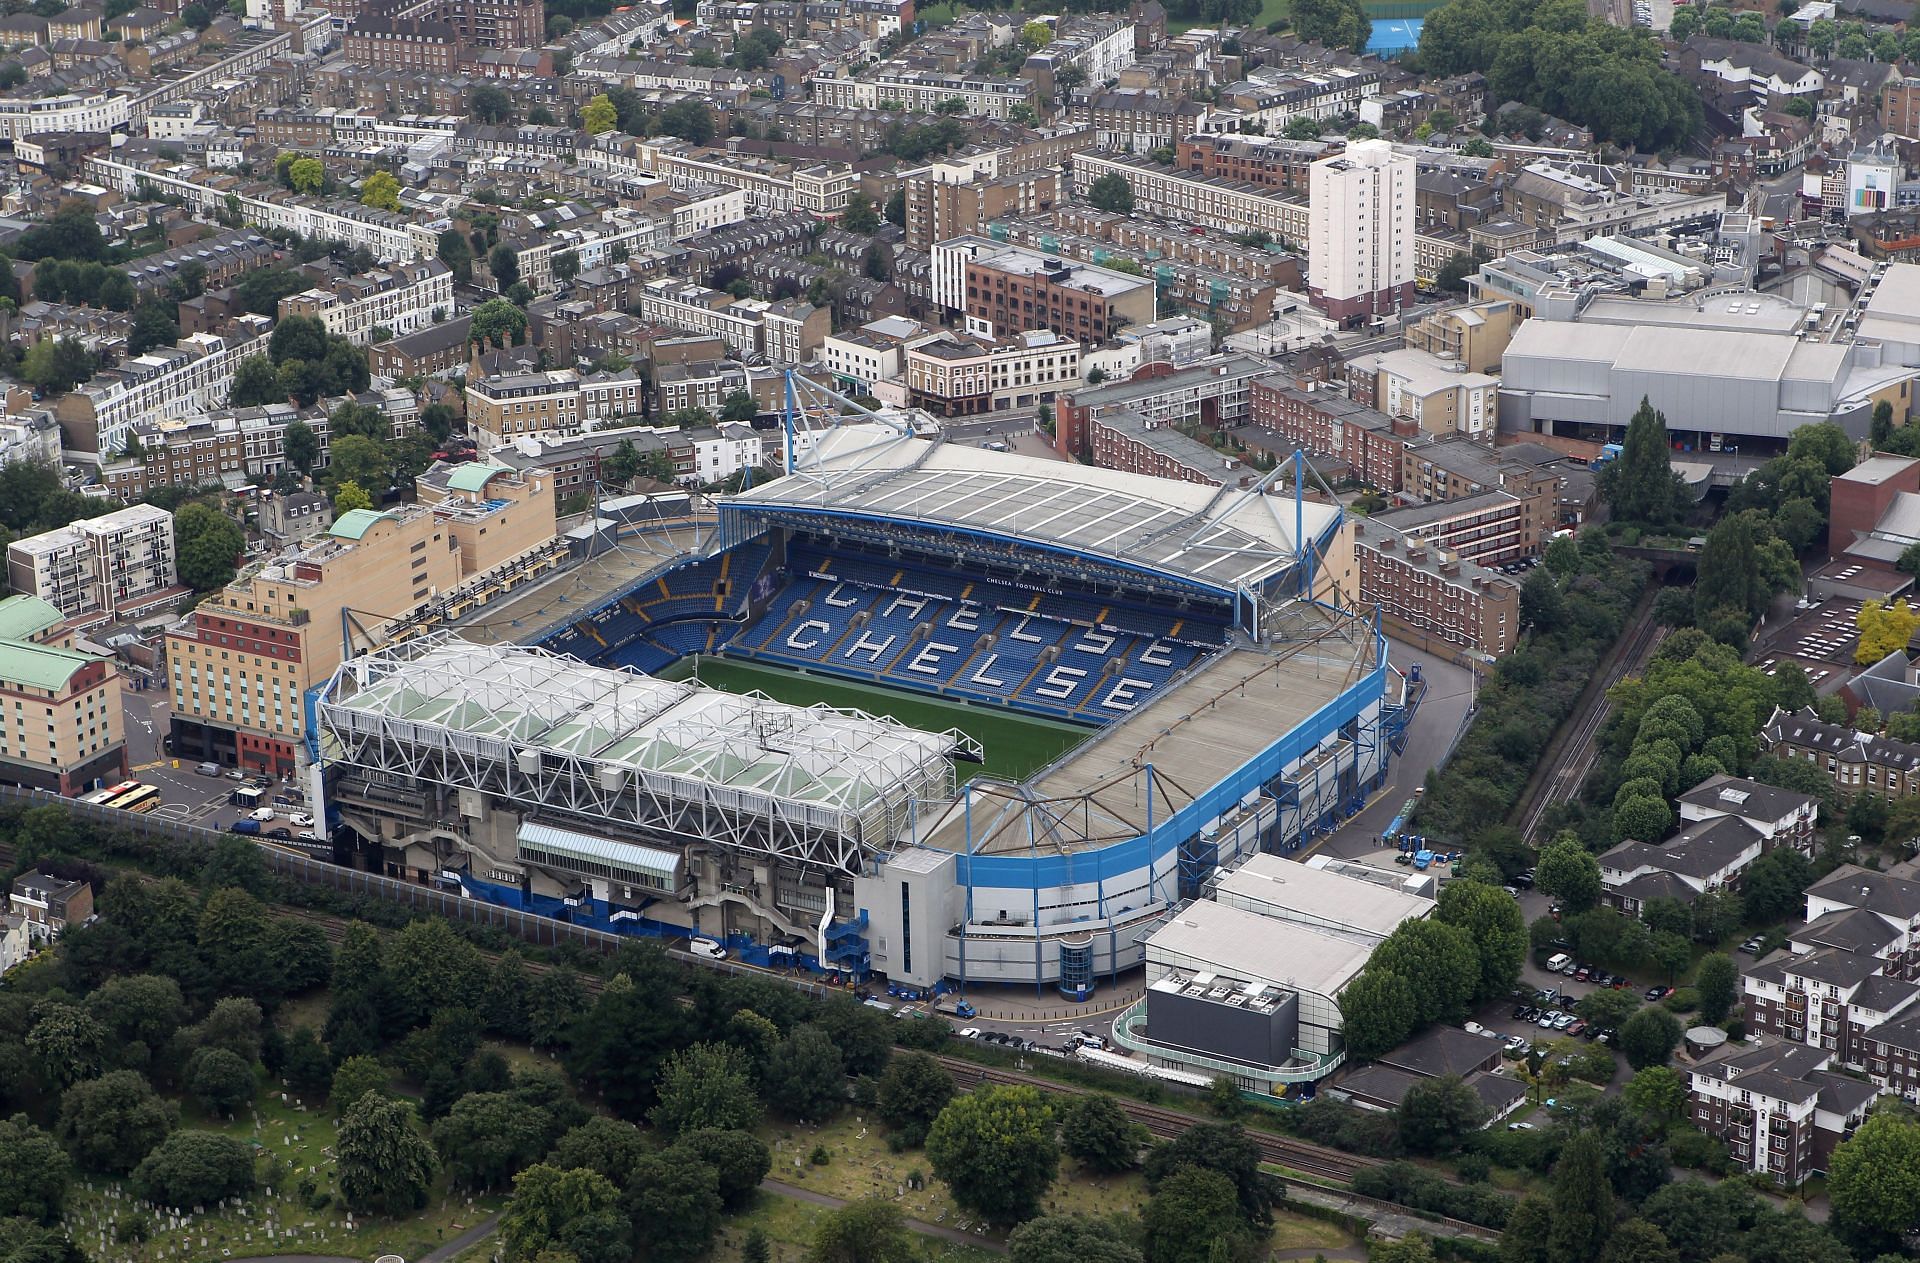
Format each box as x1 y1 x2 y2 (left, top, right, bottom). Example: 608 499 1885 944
1060 1094 1148 1174
650 1042 762 1136
20 337 94 396
438 229 474 284
83 975 185 1054
1548 1132 1614 1263
1291 0 1369 49
173 501 245 592
336 1092 438 1214
57 1071 176 1175
548 1117 649 1187
672 1129 770 1209
1537 835 1603 913
185 1049 254 1118
1436 879 1528 1001
325 435 389 497
431 1092 555 1191
278 417 320 477
926 1086 1059 1225
126 300 181 358
1830 1112 1920 1254
876 1053 954 1148
360 170 401 212
764 1025 845 1123
1142 1124 1275 1228
1742 847 1813 924
470 296 528 349
1857 598 1920 665
470 83 514 124
810 1198 917 1263
1693 954 1739 1026
287 157 324 194
1576 987 1640 1032
1087 172 1134 214
1367 919 1479 1026
0 1117 70 1224
1603 398 1687 527
623 1153 723 1263
228 355 283 407
319 481 373 517
583 93 617 134
1338 968 1419 1059
839 191 881 234
489 243 521 293
1141 1166 1251 1263
502 1164 628 1263
131 1131 253 1208
1620 1006 1682 1071
1622 1067 1688 1134
1009 1216 1144 1263
28 1005 107 1091
1397 1075 1488 1155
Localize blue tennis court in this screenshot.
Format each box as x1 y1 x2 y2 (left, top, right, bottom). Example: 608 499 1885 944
1368 16 1422 54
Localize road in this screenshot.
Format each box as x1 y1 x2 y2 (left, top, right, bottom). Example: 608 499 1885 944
118 685 311 832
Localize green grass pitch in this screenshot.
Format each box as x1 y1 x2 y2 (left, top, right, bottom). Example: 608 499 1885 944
664 656 1089 783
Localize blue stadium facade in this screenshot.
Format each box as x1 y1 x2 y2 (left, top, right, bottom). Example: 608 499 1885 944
324 434 1399 995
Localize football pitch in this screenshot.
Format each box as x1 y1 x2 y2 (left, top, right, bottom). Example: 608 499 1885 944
665 656 1088 783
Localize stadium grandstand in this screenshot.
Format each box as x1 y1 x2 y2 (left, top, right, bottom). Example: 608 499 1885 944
314 425 1404 996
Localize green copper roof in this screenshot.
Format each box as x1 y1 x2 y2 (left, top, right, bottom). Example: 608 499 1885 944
0 640 97 692
0 596 64 642
446 463 513 493
328 509 396 540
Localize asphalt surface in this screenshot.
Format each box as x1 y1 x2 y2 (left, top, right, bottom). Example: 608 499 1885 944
118 685 309 831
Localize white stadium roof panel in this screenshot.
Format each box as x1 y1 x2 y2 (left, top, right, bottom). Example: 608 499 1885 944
730 431 1338 593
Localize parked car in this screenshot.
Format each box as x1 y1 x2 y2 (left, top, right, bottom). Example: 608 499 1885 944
195 761 221 777
1464 1021 1489 1036
1565 1020 1587 1037
1645 986 1671 1001
958 1028 981 1039
1739 936 1766 955
266 827 293 840
290 812 314 828
1508 1122 1536 1132
1537 1011 1560 1029
249 806 276 822
1552 1012 1576 1030
229 820 261 835
1574 966 1591 982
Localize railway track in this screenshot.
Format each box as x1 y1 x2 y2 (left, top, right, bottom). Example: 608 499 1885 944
1515 606 1667 842
929 1054 1380 1183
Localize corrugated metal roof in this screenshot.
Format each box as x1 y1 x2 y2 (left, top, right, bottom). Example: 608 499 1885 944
516 820 682 880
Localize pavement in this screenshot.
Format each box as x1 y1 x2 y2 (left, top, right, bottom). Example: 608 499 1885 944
1306 640 1481 865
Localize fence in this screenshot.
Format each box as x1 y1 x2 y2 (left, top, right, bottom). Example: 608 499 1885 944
0 784 835 994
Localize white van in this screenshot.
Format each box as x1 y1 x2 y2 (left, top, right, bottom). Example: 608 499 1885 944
688 937 728 961
1545 952 1572 974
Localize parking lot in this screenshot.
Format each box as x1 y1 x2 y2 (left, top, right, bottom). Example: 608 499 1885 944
118 687 312 834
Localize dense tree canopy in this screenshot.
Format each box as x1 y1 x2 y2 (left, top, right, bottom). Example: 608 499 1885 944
1419 0 1700 150
926 1086 1059 1224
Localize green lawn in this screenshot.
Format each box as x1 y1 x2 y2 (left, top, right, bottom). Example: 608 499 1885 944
668 657 1088 784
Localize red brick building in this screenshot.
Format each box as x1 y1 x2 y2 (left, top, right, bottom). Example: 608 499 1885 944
1248 373 1412 492
1175 134 1332 196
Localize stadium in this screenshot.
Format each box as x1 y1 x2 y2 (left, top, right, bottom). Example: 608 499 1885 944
314 422 1404 995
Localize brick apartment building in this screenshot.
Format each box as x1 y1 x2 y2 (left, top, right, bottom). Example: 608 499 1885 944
7 868 95 942
1688 1041 1874 1185
935 237 1155 347
1054 355 1271 460
1175 133 1333 196
1343 521 1521 656
1085 410 1248 486
1248 374 1415 492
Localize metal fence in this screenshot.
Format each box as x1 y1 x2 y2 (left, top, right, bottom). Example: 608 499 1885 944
0 784 837 994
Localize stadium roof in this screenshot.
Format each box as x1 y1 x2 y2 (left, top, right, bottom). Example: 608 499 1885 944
728 431 1340 593
321 635 958 818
